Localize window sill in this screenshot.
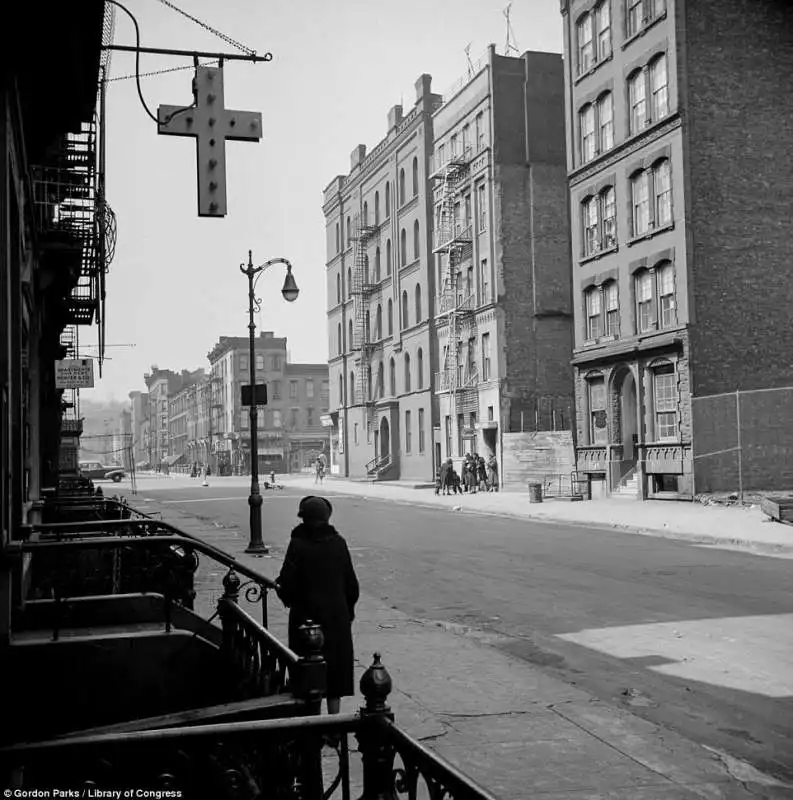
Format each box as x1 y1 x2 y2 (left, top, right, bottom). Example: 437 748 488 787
622 11 668 51
627 221 674 247
574 52 613 87
398 196 419 216
580 244 618 265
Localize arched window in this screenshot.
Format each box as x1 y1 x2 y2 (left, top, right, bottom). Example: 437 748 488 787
348 319 353 350
338 374 344 407
579 103 595 163
634 268 653 333
387 299 393 335
363 201 368 226
602 186 616 248
365 310 371 342
346 216 351 246
367 366 372 401
337 323 342 354
628 68 646 134
586 372 607 445
585 285 601 340
375 304 382 339
582 195 599 256
336 273 341 304
650 53 669 121
597 92 614 152
375 247 381 282
577 11 594 74
374 191 380 225
631 170 650 236
386 239 392 275
349 371 355 403
335 223 340 253
417 348 424 390
377 361 384 398
401 290 409 329
603 280 619 336
413 220 420 260
415 284 422 323
389 358 396 396
399 168 406 205
412 157 419 196
657 260 676 329
651 360 677 442
400 228 407 266
385 183 390 217
653 159 672 227
404 353 411 393
347 267 352 298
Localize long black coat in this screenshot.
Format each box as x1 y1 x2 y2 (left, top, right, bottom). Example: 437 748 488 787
276 523 360 697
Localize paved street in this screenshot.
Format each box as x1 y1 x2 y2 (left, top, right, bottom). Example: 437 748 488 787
120 476 793 798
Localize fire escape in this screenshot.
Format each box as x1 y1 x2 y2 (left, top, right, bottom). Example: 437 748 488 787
432 145 478 447
350 212 381 434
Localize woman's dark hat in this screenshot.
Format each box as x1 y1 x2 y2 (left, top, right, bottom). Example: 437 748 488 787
298 495 333 522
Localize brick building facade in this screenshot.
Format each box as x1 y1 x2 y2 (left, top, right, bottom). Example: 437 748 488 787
561 0 793 499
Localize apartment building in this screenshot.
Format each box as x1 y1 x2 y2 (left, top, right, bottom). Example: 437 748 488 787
284 363 331 472
561 0 793 499
128 391 149 467
431 46 573 471
143 367 183 467
324 75 441 482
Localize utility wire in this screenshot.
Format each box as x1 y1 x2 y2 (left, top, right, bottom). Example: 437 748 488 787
155 0 257 57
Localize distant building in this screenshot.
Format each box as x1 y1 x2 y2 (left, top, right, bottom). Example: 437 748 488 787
167 369 205 469
113 409 132 470
284 363 330 472
560 0 793 499
128 391 149 467
143 367 183 467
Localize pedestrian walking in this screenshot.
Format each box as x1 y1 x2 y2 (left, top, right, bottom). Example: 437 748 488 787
487 454 499 492
275 496 359 715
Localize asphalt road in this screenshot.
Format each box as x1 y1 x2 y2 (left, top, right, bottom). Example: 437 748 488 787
127 479 793 785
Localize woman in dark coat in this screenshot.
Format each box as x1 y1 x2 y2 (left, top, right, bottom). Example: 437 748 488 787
275 496 360 714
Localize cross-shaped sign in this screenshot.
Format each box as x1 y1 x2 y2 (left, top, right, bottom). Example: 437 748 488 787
157 64 262 217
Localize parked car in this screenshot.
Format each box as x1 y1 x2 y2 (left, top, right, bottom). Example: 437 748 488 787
78 461 125 482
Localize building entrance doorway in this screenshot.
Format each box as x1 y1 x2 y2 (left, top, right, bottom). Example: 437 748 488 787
379 417 390 461
612 366 639 488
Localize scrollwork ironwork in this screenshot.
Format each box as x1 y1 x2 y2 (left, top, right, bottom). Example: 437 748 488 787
239 579 267 604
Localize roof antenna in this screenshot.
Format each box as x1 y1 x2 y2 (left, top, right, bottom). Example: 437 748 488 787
465 42 474 79
503 3 520 57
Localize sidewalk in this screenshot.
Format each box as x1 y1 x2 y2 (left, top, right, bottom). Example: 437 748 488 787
212 473 793 557
134 496 791 799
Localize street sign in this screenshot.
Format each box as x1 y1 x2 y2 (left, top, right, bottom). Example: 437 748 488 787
55 359 95 389
241 384 267 406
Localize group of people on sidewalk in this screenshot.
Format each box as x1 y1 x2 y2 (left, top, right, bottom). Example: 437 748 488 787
435 453 499 496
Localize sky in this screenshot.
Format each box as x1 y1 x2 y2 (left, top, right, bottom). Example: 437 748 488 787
88 0 563 402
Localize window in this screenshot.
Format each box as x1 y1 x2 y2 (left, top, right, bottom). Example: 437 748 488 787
412 157 419 196
386 239 392 275
347 267 352 298
415 284 422 322
580 104 596 162
657 261 676 328
586 287 602 340
629 0 666 38
653 364 677 441
354 422 359 444
290 407 299 427
654 159 672 227
375 304 382 339
631 171 650 237
464 194 472 229
414 220 420 260
338 375 343 406
476 112 485 150
400 228 407 266
466 336 476 379
650 54 668 121
477 183 487 231
445 416 452 459
602 186 616 248
335 223 340 253
588 376 607 444
387 298 393 335
480 258 489 303
306 380 314 399
272 380 281 399
462 124 469 153
374 191 380 225
466 265 474 300
349 371 355 402
596 2 611 60
404 353 411 392
377 362 384 398
307 407 314 427
336 273 341 304
405 410 412 453
346 216 351 246
481 332 491 381
438 143 446 168
348 319 353 350
289 380 298 399
604 281 619 336
635 269 654 332
364 310 371 342
367 367 372 402
389 358 396 395
418 408 425 452
255 354 264 371
628 70 646 134
488 406 494 421
583 196 599 256
598 92 614 152
385 183 390 217
239 355 248 371
451 133 458 156
363 201 368 226
417 348 424 389
457 413 465 456
577 12 594 74
399 168 405 205
271 355 281 370
401 290 409 328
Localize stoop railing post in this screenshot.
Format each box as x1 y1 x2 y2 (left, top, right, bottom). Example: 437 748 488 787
358 652 397 800
295 620 326 798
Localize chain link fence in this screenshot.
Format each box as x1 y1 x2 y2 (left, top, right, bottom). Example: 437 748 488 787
691 385 793 496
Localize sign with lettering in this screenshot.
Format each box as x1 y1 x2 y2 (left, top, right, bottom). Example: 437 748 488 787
55 359 95 389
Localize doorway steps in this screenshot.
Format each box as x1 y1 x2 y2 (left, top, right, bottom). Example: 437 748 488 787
613 469 639 498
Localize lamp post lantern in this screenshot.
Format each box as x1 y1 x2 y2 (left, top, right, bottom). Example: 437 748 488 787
240 250 299 554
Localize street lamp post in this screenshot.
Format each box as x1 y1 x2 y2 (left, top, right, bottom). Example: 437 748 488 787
240 249 299 554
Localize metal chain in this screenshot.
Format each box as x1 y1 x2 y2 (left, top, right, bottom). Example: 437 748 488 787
155 0 256 56
107 59 219 82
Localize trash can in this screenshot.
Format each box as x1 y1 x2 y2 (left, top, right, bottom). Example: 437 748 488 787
528 482 543 503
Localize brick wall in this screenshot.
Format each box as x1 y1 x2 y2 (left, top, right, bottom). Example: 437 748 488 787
501 430 575 488
683 0 793 395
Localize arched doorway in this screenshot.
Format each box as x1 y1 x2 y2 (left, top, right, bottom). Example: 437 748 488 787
611 365 639 482
379 417 390 461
